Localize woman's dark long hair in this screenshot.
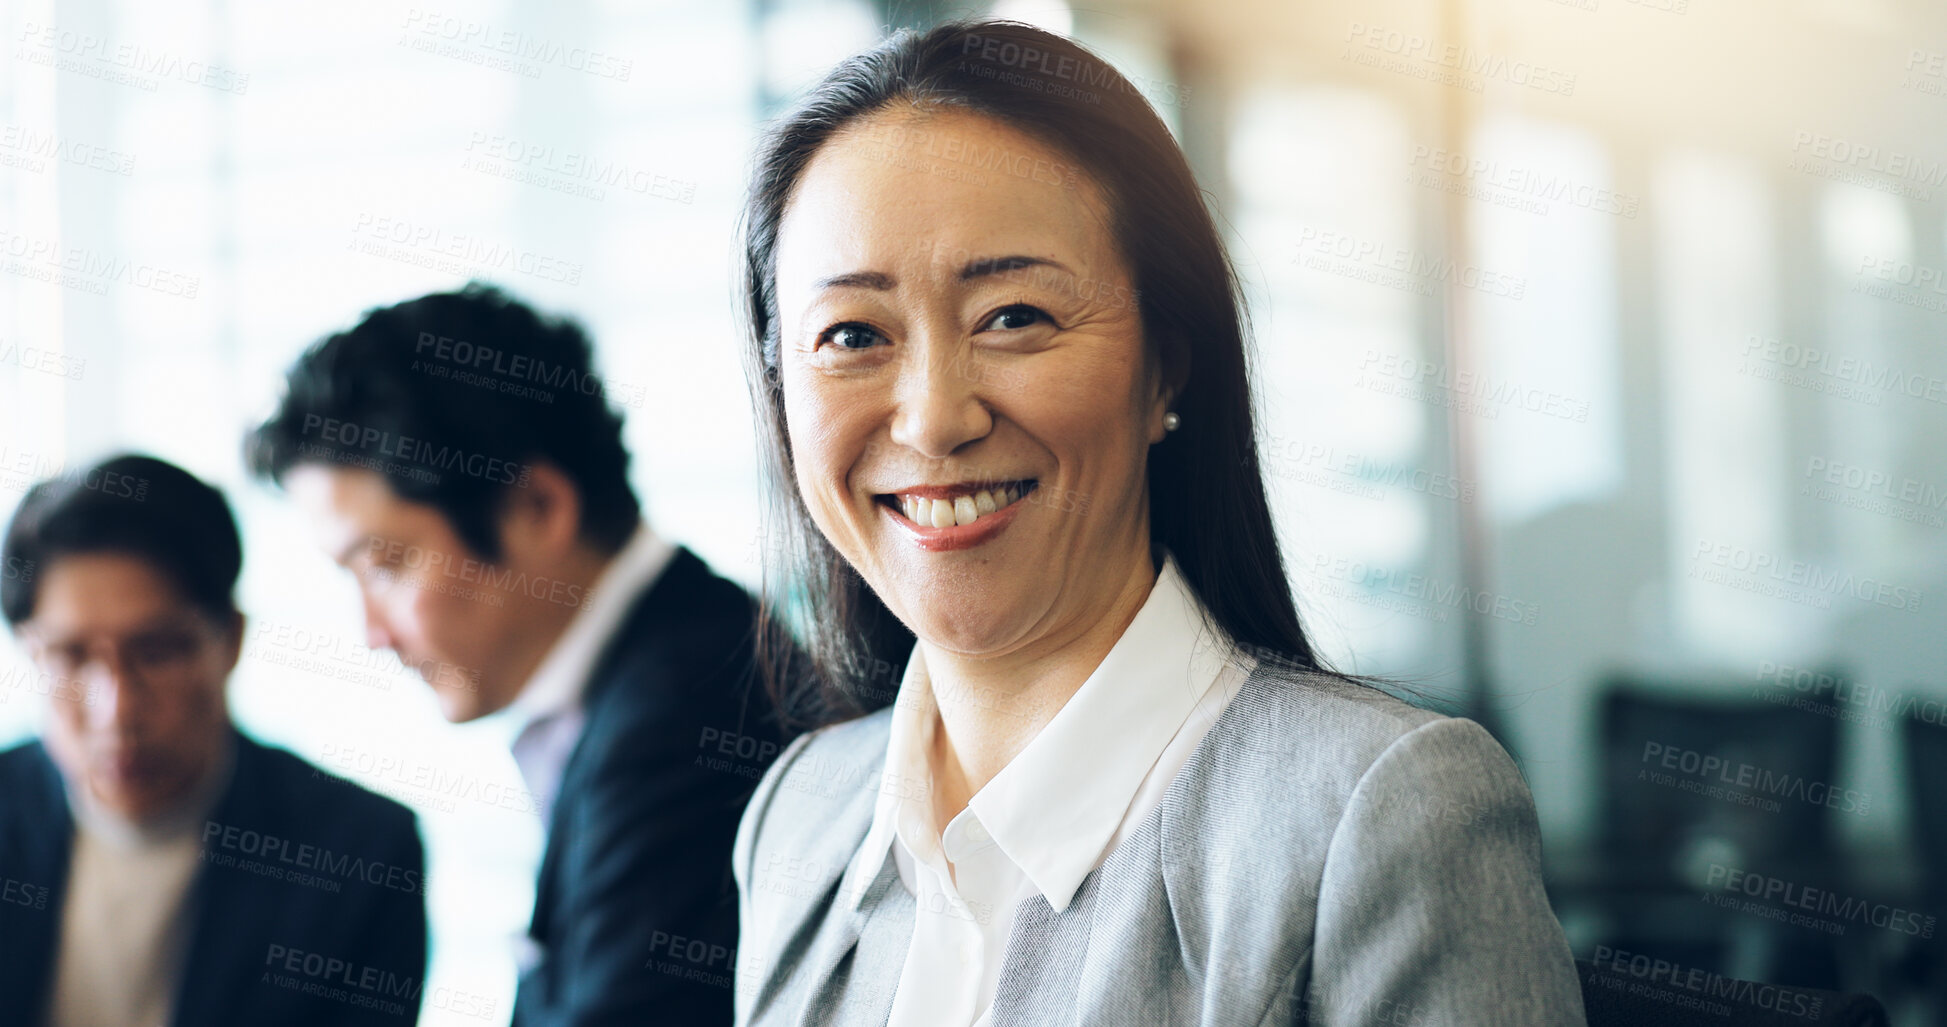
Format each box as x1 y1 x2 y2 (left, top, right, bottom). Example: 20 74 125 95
740 20 1326 728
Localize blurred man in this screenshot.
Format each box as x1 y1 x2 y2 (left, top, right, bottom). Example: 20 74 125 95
0 454 427 1027
247 283 785 1025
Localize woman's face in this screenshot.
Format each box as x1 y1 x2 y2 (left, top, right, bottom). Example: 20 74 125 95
774 107 1172 658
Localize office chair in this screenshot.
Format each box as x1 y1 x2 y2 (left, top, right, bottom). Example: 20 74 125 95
1595 679 1847 989
1901 707 1946 1025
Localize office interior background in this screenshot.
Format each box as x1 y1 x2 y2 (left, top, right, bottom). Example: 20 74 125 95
3 0 1944 1021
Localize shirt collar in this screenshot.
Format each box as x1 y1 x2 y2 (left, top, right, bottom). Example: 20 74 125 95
504 521 677 732
973 555 1227 911
843 554 1230 913
841 653 937 909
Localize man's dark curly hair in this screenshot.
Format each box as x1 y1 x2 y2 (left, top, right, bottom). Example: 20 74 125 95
246 282 639 560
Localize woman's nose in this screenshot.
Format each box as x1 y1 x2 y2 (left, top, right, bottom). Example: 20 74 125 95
888 340 995 460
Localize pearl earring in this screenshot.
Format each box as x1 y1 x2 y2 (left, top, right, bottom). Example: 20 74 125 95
1162 412 1181 432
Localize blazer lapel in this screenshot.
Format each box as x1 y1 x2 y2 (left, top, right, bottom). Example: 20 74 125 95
794 856 907 1027
988 746 1192 1026
527 547 709 933
171 734 277 1026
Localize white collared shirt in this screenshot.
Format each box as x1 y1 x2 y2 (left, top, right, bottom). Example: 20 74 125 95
506 521 677 826
840 555 1255 1027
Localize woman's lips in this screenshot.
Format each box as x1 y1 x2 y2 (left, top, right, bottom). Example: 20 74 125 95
878 480 1037 552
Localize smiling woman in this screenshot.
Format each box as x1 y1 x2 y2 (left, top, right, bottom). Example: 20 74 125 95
775 105 1166 655
731 19 1587 1027
741 24 1299 724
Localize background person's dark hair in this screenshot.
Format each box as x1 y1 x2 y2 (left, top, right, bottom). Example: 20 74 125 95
246 282 639 561
2 454 240 627
740 20 1325 727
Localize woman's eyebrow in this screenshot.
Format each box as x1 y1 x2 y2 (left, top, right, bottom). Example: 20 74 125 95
811 256 1076 293
959 255 1073 281
813 270 896 291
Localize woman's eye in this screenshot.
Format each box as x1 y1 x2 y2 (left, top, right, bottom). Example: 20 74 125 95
819 323 886 350
981 305 1050 332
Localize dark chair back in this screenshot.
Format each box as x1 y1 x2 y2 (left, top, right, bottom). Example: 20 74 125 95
1903 706 1947 1024
1907 707 1947 907
1600 680 1841 891
1595 680 1851 989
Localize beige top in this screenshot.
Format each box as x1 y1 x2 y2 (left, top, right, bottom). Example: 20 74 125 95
43 738 233 1027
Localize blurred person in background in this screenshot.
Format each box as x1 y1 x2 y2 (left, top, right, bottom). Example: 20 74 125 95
0 454 427 1027
248 283 787 1026
729 21 1585 1026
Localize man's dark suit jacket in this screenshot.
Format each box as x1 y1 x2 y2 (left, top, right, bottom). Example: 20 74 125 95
0 729 428 1026
513 545 788 1027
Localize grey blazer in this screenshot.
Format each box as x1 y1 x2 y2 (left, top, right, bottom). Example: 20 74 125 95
732 660 1587 1026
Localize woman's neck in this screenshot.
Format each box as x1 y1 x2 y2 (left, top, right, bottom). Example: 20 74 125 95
917 551 1161 834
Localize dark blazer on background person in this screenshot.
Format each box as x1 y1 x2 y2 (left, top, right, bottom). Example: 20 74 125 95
0 729 429 1027
515 545 789 1027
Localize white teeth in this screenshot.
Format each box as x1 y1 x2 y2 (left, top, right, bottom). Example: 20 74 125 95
896 484 1031 527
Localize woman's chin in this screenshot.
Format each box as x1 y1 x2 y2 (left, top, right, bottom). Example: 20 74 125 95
902 600 1042 658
